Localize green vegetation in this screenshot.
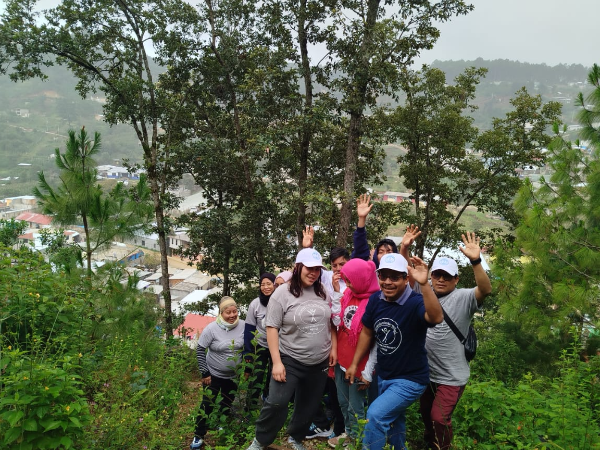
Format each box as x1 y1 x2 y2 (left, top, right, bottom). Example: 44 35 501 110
1 246 598 449
34 128 153 275
0 1 599 447
0 247 197 449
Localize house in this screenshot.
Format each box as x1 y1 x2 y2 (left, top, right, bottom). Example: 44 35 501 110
381 191 411 203
15 212 53 229
174 313 216 348
173 289 219 316
63 230 81 243
169 268 197 287
18 232 46 251
168 229 191 256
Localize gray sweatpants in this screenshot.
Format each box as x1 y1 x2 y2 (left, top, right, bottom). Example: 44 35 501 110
254 354 329 445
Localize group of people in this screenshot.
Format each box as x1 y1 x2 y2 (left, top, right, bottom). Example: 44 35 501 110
190 195 492 450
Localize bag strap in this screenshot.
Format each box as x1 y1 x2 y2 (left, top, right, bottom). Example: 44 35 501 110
442 307 466 344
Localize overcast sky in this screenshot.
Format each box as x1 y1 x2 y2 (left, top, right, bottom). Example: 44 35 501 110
416 0 599 66
18 0 600 67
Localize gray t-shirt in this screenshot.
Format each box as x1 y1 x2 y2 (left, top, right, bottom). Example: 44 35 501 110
197 320 245 379
246 297 268 348
266 284 332 365
420 286 479 386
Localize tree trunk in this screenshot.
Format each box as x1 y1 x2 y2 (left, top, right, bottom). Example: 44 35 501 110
337 114 362 247
336 0 380 246
295 0 313 248
150 174 173 337
82 213 92 278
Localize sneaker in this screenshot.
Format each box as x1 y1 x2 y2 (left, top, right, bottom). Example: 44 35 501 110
245 438 265 450
328 432 349 448
190 436 204 449
305 423 332 439
287 436 308 450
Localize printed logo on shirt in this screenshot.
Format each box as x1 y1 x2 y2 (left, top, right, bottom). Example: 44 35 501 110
373 318 402 354
294 300 329 335
343 305 358 330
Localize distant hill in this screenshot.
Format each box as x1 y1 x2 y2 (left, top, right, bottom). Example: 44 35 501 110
432 59 589 85
0 59 591 197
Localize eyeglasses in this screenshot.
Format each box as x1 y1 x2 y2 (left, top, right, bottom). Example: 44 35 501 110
377 272 407 282
430 270 456 281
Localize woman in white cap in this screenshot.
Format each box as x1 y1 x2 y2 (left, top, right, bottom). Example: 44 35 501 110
245 248 337 450
190 297 245 449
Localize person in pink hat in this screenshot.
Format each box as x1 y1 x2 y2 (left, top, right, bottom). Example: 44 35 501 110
328 258 381 448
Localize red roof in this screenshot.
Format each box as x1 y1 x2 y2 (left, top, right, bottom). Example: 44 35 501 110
174 314 215 339
18 233 35 240
15 212 53 225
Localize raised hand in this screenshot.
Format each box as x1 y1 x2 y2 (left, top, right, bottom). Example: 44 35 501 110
302 225 314 248
408 256 429 285
356 194 373 227
459 232 481 261
401 224 421 248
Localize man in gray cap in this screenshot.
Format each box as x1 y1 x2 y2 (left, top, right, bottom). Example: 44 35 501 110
418 232 492 450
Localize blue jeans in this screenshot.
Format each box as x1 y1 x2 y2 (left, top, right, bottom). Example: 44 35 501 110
334 364 367 439
363 377 426 450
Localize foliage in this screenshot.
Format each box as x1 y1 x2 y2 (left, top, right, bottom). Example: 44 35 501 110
453 346 600 450
38 228 83 274
0 246 196 449
393 65 562 261
34 128 153 276
0 0 204 335
493 69 600 352
0 218 26 247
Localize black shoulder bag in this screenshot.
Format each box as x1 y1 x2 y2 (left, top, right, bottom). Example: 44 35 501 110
441 308 477 362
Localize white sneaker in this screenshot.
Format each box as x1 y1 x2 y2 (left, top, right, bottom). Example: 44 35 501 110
245 438 265 450
305 423 332 439
287 436 307 450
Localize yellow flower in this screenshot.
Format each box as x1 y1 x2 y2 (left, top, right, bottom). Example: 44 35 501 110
78 353 83 358
66 406 70 412
45 386 49 390
23 376 28 380
36 293 40 298
7 346 11 350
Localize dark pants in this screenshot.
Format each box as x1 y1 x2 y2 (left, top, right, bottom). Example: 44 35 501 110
419 382 465 450
314 376 345 436
254 354 328 445
246 345 272 408
194 376 237 438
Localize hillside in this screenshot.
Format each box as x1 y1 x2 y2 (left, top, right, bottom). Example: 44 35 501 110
0 59 591 198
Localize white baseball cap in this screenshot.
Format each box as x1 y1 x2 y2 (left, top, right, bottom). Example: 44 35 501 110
376 253 408 274
295 248 325 268
430 257 459 277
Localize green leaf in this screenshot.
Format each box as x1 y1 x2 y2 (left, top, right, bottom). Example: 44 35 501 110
68 416 82 428
4 426 21 444
23 418 38 431
42 420 62 432
60 436 74 448
7 409 24 427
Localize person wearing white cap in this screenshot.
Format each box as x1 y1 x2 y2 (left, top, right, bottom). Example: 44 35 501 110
417 232 492 450
345 253 443 450
245 248 337 450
